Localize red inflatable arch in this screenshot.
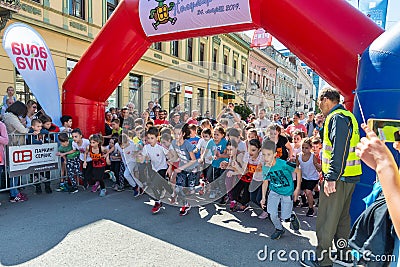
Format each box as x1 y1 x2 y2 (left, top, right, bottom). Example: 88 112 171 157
63 0 383 135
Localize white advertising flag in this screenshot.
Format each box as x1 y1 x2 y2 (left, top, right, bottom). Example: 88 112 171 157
2 23 62 125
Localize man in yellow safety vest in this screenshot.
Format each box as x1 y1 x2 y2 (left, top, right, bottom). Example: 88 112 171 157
301 87 362 267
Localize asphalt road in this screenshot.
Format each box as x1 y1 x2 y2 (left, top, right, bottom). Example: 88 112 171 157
0 182 321 267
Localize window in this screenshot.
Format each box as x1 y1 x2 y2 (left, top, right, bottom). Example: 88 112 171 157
107 85 121 108
199 43 205 67
233 59 237 77
187 38 193 62
67 58 78 76
223 54 228 74
212 48 217 70
211 91 217 116
154 42 162 51
15 69 35 104
198 88 204 114
151 78 162 104
107 0 118 19
241 64 245 81
171 40 179 57
129 74 142 113
184 86 193 113
69 0 85 19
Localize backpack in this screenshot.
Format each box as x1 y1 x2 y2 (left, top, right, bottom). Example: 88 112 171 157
348 194 395 266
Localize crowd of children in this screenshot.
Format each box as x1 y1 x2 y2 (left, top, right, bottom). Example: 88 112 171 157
3 99 326 239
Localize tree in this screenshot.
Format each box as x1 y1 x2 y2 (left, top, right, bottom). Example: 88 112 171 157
234 104 252 121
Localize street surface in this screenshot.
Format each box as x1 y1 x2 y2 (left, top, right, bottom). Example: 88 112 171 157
0 181 336 267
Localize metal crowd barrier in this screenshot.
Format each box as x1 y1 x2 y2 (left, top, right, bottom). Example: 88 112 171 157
0 132 65 193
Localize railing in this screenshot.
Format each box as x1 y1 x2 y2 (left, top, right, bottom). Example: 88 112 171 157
0 132 63 193
0 0 20 12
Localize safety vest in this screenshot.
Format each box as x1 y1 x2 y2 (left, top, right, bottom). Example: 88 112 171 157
322 109 362 177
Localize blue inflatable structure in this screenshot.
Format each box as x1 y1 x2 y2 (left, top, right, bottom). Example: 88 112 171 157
351 22 400 222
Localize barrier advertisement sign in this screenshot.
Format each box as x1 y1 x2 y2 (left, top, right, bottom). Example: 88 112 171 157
139 0 252 36
8 143 59 176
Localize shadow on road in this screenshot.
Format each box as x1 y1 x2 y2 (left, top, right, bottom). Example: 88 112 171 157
0 184 317 266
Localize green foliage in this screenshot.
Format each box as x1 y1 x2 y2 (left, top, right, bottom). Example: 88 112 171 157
234 105 252 120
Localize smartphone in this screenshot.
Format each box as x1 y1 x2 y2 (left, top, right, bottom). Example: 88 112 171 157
367 119 400 142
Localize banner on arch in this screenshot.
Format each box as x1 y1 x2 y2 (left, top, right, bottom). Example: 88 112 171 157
139 0 252 37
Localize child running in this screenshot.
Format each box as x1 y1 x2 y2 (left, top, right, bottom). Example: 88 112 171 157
84 134 108 197
221 139 244 211
296 137 321 216
71 128 92 189
260 140 301 240
142 126 173 214
200 126 229 199
231 139 262 212
170 123 198 216
56 133 81 193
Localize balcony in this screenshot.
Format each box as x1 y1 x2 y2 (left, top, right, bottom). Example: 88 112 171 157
0 0 20 31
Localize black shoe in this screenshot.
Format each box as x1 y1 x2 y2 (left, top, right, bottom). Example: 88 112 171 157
306 207 314 217
45 186 52 194
219 194 228 205
35 186 42 194
270 229 285 240
290 212 300 230
301 202 309 208
68 186 78 194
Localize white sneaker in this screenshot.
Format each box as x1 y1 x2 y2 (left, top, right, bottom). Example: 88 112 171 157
258 211 269 219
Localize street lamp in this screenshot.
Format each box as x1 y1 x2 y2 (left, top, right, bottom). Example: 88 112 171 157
239 81 257 107
281 99 294 117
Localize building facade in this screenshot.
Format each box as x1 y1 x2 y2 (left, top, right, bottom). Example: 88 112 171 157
0 0 310 120
0 0 251 118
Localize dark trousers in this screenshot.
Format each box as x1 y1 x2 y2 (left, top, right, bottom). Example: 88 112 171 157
206 166 225 184
92 166 105 189
81 160 93 186
34 171 51 190
110 160 121 183
232 179 250 206
316 179 356 266
250 185 268 212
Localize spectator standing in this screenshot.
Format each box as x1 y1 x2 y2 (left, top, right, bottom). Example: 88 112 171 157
285 112 307 136
217 105 240 127
169 104 182 120
301 87 362 267
299 112 307 125
2 86 17 109
273 113 282 125
3 101 28 202
1 98 14 118
186 110 199 125
170 113 181 128
25 100 38 128
154 110 169 125
305 112 317 137
254 108 272 130
146 101 155 120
